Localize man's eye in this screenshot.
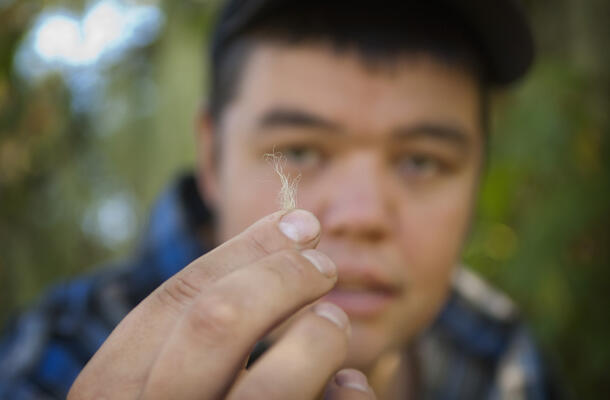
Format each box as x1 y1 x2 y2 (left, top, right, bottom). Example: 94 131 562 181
397 154 441 178
283 146 322 167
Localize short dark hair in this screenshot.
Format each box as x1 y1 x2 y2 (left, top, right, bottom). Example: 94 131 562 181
208 2 490 137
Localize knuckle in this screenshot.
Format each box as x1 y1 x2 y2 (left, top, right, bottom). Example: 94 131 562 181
155 274 201 312
187 293 242 343
265 250 310 288
246 233 273 257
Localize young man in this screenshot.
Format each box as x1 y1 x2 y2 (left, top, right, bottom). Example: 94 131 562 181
0 1 557 399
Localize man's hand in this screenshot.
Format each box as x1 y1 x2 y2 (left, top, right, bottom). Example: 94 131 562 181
68 209 376 400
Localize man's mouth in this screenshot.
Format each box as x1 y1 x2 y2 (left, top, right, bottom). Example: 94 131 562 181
313 251 405 317
322 284 400 318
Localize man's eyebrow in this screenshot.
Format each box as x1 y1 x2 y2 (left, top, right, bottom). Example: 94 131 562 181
391 123 471 148
256 108 342 131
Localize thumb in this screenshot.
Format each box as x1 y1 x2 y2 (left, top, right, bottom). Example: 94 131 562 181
324 369 377 400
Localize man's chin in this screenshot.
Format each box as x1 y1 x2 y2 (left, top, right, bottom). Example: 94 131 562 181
343 322 395 372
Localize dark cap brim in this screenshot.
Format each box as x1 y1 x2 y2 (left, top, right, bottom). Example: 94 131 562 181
212 0 535 86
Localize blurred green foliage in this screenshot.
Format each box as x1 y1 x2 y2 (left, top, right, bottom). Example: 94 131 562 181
0 0 608 397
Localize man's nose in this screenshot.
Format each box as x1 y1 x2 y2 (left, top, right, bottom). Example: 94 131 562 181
320 153 394 243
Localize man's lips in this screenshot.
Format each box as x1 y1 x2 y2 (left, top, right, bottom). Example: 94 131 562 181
314 255 405 317
322 284 401 318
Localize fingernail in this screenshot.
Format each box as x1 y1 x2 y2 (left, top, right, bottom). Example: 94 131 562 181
301 249 336 278
334 369 370 393
278 210 320 243
313 302 349 332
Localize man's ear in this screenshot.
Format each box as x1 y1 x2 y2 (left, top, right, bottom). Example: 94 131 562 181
195 106 221 211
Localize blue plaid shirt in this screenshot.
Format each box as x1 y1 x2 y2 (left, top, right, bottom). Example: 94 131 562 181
0 174 558 399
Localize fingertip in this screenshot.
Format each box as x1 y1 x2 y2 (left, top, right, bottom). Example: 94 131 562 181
301 249 337 278
325 369 376 399
278 209 321 245
335 368 369 392
313 302 350 336
334 369 371 393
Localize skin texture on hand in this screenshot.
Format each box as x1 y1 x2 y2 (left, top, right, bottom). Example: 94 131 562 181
67 209 376 400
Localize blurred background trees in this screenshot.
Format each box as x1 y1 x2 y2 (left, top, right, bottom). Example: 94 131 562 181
0 0 608 397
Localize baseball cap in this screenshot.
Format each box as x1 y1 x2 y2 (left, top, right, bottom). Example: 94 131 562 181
210 0 534 86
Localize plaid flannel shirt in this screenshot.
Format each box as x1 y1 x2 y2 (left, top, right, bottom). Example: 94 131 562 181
0 174 558 399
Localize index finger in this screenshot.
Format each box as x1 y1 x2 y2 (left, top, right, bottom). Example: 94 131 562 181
157 208 322 311
194 208 321 281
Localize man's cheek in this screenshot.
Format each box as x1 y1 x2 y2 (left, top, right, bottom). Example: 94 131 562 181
223 198 276 240
219 168 278 237
393 206 466 319
403 199 471 265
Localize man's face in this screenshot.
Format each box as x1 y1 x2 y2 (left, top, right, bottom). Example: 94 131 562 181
198 43 483 370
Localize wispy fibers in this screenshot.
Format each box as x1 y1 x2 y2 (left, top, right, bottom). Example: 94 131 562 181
265 152 300 210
